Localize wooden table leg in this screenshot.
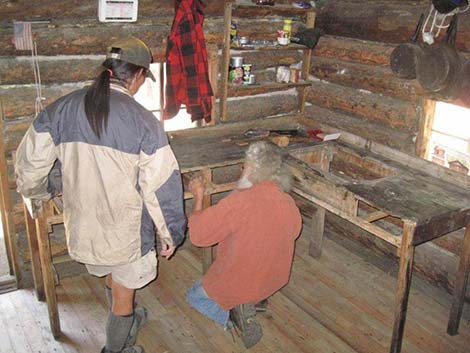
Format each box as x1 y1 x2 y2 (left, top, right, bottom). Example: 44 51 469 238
309 206 325 258
35 206 61 339
201 168 213 274
23 203 45 301
390 222 416 353
447 224 470 335
309 149 330 259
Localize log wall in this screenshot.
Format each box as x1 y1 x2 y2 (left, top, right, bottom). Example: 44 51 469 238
1 0 468 297
305 0 470 296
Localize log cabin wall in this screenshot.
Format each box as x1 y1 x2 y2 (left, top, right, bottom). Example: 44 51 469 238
0 0 301 285
306 0 470 296
1 0 468 299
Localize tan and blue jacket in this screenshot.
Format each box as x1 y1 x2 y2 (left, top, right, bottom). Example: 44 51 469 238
15 84 186 266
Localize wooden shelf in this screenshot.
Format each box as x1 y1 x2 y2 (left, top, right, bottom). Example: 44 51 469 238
231 43 308 51
219 1 316 121
228 81 311 97
233 4 316 17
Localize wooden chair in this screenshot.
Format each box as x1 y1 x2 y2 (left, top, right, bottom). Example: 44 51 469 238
24 197 64 339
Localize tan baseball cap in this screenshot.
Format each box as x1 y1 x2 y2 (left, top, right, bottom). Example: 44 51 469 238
106 36 155 81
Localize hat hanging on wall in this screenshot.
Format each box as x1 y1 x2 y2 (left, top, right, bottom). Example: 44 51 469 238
432 0 469 14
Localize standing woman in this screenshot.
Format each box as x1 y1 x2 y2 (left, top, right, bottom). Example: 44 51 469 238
15 37 187 353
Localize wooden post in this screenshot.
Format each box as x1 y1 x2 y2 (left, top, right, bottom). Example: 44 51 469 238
208 45 219 126
301 10 316 80
447 223 470 335
219 1 233 122
35 202 61 339
201 168 214 274
415 99 436 159
0 103 21 284
299 10 316 116
309 149 329 258
390 222 416 353
23 203 45 301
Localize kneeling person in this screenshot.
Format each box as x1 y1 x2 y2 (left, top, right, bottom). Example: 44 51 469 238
187 142 302 348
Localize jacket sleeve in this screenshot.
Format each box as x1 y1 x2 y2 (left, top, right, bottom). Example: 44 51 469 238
15 111 58 201
188 191 242 247
138 130 187 248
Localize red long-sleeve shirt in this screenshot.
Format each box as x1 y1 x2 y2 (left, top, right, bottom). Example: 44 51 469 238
188 181 302 310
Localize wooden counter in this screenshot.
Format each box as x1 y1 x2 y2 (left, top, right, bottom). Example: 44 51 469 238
26 115 470 353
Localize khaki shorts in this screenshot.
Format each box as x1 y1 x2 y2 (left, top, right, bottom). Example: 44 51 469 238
85 249 157 289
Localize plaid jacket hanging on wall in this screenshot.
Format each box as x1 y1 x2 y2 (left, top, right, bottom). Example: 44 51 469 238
163 0 213 123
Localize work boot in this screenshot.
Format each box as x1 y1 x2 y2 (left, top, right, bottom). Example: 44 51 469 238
124 307 148 347
230 303 263 348
255 299 269 312
100 345 145 353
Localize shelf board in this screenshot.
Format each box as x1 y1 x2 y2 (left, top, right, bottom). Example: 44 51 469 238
228 81 311 97
231 43 308 51
233 4 316 17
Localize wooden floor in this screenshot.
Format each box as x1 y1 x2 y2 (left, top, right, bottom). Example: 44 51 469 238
1 226 470 353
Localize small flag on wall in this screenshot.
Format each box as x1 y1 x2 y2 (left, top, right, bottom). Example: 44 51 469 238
13 21 33 51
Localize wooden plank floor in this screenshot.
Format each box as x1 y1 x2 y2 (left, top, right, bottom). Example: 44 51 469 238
0 226 469 353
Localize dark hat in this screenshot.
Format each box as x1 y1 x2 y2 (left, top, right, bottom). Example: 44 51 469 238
432 0 469 14
106 36 155 81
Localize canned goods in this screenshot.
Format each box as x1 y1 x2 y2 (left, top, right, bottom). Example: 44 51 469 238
277 30 289 45
242 64 252 84
239 36 249 46
229 57 244 84
230 57 244 67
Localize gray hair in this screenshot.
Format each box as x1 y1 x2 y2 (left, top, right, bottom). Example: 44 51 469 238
245 141 292 192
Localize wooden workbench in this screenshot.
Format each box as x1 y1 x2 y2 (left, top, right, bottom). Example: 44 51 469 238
26 115 470 353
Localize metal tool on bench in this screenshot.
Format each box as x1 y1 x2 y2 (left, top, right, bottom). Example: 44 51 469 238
243 128 301 138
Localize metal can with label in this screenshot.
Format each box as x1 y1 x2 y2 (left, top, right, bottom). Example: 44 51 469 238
229 57 244 84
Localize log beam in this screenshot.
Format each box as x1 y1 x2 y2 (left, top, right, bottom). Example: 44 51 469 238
317 1 470 52
306 80 420 133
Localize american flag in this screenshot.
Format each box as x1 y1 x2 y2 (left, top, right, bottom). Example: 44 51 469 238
13 21 33 51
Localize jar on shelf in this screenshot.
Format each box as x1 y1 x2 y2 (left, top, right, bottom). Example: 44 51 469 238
230 21 238 40
283 19 293 38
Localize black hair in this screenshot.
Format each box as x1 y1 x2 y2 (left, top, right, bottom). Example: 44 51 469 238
84 49 146 139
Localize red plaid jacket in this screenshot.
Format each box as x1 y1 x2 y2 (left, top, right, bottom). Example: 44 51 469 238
163 0 213 123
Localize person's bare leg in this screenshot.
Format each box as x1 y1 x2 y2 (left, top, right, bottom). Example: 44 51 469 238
110 277 135 315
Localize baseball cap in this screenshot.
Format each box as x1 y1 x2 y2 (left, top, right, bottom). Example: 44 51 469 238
106 36 156 81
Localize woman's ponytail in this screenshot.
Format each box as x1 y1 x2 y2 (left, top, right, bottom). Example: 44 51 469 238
84 67 112 139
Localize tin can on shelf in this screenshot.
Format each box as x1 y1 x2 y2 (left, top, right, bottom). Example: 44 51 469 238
229 57 244 84
242 64 252 84
277 30 289 46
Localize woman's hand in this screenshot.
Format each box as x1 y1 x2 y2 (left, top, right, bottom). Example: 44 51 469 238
160 242 176 260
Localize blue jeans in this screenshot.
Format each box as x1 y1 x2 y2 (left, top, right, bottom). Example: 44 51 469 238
186 280 230 328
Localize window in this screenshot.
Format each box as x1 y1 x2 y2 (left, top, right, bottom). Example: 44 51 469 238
427 101 470 175
134 63 198 132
